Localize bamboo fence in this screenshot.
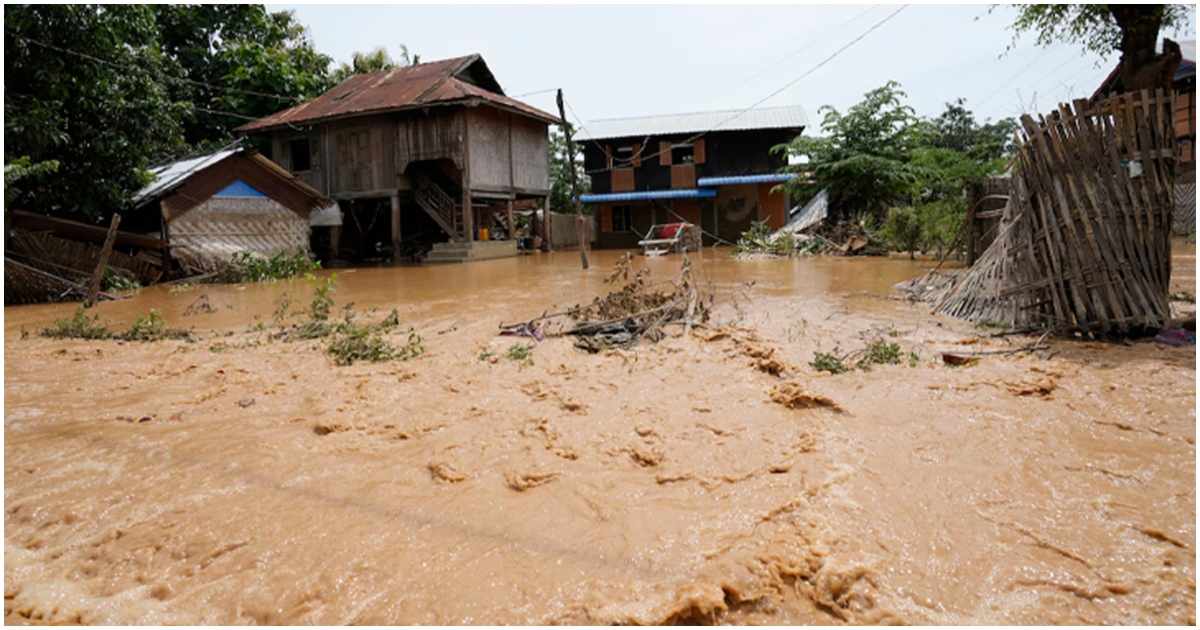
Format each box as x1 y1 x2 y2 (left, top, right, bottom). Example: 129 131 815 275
937 90 1177 336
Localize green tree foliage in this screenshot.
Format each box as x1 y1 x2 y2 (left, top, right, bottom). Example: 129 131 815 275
5 5 336 221
1001 5 1193 91
776 81 922 221
4 157 60 207
549 128 591 214
152 6 331 146
5 4 184 221
329 45 421 85
775 82 1014 258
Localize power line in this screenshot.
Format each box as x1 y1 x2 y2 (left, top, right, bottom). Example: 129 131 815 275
975 43 1062 109
511 87 558 99
699 4 881 109
7 30 303 103
580 4 910 172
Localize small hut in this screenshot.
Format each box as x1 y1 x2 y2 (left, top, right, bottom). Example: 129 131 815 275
131 147 337 273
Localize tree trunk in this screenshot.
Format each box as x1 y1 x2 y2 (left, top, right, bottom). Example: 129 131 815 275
1110 5 1182 92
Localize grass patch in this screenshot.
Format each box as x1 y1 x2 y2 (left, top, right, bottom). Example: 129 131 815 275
503 342 535 368
1170 291 1195 304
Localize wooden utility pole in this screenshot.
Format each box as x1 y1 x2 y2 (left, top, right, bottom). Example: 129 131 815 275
85 213 121 307
556 89 588 270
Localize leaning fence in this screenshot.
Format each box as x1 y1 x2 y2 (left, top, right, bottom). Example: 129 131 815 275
936 90 1177 336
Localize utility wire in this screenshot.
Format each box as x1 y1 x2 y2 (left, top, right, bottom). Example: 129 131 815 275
699 4 881 109
8 30 303 103
579 4 910 173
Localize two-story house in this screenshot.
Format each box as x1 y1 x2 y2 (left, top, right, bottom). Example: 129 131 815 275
575 106 807 248
236 54 561 262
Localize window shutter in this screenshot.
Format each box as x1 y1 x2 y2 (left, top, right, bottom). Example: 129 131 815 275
694 138 706 164
659 141 671 166
606 145 612 170
632 143 642 167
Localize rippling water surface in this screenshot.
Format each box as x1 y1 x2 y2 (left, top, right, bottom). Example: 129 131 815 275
5 246 1195 624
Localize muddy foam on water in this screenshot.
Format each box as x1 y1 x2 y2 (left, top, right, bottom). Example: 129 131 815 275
4 248 1195 624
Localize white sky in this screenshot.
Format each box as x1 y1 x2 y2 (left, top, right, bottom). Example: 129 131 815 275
268 3 1196 132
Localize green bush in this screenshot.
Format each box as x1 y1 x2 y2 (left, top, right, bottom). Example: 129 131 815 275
882 198 966 258
224 250 320 283
40 307 114 340
121 309 193 342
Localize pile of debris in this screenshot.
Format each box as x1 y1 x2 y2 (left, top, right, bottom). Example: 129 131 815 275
502 253 713 352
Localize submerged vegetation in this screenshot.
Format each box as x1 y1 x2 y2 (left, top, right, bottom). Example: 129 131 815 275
809 328 921 374
38 274 424 366
218 251 322 283
40 307 192 342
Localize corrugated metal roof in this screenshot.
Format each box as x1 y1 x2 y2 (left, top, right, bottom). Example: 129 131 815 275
133 148 240 205
579 189 717 203
696 173 796 186
574 105 808 142
236 54 561 132
132 148 334 211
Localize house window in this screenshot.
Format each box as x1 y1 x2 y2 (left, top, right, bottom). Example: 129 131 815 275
671 143 694 165
612 145 635 169
612 205 633 232
290 138 312 172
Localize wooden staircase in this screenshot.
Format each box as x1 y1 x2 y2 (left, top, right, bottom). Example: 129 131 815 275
412 170 462 242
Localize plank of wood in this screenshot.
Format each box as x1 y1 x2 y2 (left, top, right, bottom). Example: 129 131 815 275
85 213 121 307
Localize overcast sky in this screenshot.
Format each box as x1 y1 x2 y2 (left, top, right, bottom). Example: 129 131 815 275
267 3 1196 132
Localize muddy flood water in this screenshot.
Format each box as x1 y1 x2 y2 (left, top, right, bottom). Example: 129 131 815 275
5 246 1196 625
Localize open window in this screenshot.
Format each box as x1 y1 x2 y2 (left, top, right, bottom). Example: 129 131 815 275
290 138 312 172
610 145 635 169
671 142 694 165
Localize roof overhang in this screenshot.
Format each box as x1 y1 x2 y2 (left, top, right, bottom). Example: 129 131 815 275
579 189 717 204
696 173 796 186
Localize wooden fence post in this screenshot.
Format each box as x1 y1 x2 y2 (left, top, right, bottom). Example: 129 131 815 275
85 213 121 307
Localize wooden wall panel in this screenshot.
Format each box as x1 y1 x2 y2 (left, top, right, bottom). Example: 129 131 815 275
510 113 550 192
659 141 671 166
467 106 512 190
611 168 635 192
694 138 706 164
670 165 696 189
758 182 786 230
671 198 701 226
600 205 613 232
395 108 467 175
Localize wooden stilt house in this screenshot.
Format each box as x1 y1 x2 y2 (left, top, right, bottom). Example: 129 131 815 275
235 54 562 263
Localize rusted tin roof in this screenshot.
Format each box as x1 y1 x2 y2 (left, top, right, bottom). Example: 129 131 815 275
236 54 561 133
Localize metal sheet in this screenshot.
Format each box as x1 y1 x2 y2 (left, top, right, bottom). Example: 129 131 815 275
236 55 560 133
574 105 808 142
697 173 796 186
579 189 716 203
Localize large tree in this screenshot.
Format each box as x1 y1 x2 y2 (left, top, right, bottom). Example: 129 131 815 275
153 5 332 147
775 81 922 221
4 4 183 221
1004 4 1193 92
5 5 335 221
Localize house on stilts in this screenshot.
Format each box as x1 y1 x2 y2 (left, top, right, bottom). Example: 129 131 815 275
235 54 562 263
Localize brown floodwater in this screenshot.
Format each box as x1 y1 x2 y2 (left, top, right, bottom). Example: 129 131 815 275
5 247 1195 624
